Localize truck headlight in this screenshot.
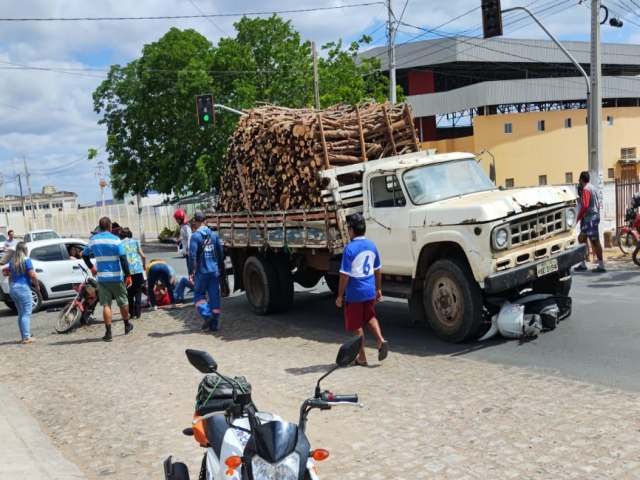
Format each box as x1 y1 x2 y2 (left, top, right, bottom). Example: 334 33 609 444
566 208 576 228
493 227 509 249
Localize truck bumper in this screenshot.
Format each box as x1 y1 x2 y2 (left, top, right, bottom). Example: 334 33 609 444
483 245 586 294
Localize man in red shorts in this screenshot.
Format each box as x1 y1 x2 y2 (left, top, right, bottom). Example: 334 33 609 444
335 213 388 366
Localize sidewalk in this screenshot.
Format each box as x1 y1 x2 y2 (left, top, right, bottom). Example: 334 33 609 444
0 384 85 479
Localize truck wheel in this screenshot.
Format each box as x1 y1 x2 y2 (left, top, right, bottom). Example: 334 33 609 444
243 255 280 315
324 273 339 296
423 258 483 343
271 254 294 313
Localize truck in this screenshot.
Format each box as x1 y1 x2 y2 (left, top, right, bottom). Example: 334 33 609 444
207 150 584 343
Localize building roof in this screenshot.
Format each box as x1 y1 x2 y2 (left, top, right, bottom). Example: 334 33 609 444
363 36 640 73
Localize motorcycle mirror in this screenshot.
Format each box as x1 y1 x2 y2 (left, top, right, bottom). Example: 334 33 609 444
185 349 218 373
335 335 362 367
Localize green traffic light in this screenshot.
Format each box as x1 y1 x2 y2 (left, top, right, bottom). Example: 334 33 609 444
203 114 210 122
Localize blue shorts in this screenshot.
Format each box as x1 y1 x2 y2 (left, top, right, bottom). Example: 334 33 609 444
580 217 600 240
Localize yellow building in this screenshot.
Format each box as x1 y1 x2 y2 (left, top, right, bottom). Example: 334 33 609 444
421 106 640 187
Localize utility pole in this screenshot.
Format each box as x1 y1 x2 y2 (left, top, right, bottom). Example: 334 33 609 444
590 0 604 207
387 0 397 104
0 172 9 227
17 173 25 217
23 156 37 229
312 41 321 110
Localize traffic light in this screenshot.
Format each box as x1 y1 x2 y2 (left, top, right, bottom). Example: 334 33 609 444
609 18 623 28
196 94 215 126
481 0 503 39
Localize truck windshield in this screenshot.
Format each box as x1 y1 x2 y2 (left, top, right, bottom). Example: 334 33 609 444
402 159 495 205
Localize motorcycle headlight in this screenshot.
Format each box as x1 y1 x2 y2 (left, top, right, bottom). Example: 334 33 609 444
566 208 576 228
251 453 300 480
493 227 509 250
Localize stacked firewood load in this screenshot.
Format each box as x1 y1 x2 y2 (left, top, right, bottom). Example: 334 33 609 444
217 102 420 213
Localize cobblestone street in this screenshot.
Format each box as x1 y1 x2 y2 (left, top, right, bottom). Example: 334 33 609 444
2 284 640 479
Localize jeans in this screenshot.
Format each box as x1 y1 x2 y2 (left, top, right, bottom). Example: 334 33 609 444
174 277 193 302
193 272 220 331
10 283 32 340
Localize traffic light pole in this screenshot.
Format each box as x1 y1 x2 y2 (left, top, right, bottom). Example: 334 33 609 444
502 6 594 183
214 104 245 117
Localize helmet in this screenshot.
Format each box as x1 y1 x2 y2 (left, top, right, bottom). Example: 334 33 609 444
173 208 186 224
496 301 542 339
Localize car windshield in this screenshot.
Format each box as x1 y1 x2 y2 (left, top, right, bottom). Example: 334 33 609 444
31 231 60 241
402 159 496 205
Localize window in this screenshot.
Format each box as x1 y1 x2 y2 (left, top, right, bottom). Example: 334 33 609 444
565 172 573 183
504 123 512 134
539 175 547 186
607 115 614 126
621 147 636 160
608 168 615 179
505 178 514 188
30 244 65 262
38 202 50 209
564 118 572 128
51 201 63 209
537 120 545 131
370 175 406 208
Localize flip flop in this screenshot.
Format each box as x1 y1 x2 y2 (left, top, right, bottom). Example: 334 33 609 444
378 341 388 361
352 359 368 367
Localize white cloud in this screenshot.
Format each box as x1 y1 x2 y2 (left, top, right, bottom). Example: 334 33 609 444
0 0 634 203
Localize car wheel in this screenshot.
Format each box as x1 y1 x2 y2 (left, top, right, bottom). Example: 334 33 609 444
4 300 17 312
31 288 43 313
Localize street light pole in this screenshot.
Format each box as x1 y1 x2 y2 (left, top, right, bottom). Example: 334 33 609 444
590 0 604 206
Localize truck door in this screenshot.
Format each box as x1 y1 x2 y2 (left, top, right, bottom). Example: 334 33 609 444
365 173 415 275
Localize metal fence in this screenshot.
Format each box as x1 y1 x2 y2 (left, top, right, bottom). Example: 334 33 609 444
615 177 640 232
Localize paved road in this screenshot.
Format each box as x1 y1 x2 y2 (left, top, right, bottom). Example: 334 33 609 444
1 249 640 478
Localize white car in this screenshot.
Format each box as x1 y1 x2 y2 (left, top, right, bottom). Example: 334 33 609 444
23 229 61 242
1 238 90 313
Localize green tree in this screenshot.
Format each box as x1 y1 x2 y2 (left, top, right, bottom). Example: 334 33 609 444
318 36 402 108
93 28 219 199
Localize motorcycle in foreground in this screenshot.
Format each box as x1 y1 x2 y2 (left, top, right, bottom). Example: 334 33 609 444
54 264 99 333
163 335 362 480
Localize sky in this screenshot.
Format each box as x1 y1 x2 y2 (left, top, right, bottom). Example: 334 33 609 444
0 0 638 205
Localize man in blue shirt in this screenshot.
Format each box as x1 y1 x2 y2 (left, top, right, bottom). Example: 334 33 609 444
335 213 388 366
188 211 225 332
83 217 132 342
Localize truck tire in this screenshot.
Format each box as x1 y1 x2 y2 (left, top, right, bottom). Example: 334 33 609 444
243 255 280 315
271 254 294 313
423 258 483 343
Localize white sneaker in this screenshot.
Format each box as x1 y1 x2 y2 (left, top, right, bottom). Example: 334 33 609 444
151 305 157 311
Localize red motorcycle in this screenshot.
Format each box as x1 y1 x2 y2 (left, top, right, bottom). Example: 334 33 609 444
54 265 100 333
617 193 640 256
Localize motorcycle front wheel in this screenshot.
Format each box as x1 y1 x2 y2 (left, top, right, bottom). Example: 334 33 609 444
54 301 82 333
618 230 638 254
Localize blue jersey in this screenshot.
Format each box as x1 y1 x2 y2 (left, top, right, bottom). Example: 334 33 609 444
340 237 381 302
84 231 126 282
121 238 144 275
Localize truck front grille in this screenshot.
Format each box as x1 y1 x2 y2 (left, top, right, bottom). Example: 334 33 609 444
509 208 565 248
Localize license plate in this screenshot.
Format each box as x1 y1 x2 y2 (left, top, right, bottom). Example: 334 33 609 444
536 259 558 278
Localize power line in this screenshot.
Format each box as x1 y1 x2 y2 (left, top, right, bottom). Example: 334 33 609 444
0 3 385 22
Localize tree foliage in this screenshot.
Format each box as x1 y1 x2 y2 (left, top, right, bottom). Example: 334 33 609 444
92 17 396 200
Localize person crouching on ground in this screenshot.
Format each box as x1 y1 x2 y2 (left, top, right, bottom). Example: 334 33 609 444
335 213 388 366
145 259 176 310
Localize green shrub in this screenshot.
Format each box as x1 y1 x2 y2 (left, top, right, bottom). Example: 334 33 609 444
158 226 179 243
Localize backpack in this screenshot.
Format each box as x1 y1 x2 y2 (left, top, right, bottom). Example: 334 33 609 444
194 373 252 415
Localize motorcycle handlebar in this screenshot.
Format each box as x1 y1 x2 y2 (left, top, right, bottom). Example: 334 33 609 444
330 394 358 403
